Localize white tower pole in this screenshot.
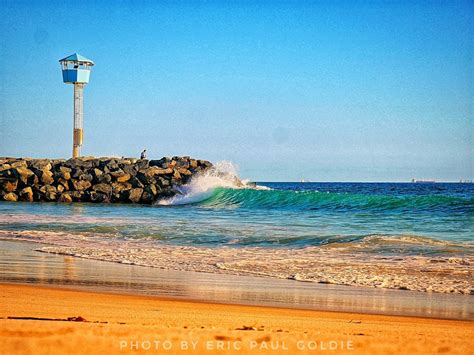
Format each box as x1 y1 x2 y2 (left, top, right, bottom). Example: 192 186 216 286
73 83 84 158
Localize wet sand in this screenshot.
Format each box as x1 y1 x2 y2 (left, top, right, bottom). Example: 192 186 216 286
1 283 473 354
1 240 472 320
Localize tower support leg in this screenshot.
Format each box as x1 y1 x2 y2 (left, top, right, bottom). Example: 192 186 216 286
72 83 84 158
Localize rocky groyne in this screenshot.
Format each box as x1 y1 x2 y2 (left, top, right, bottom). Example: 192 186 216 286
0 157 213 204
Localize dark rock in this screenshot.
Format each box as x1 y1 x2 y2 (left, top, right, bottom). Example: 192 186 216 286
98 174 112 184
198 160 213 168
121 164 136 176
107 162 119 171
178 168 192 176
144 184 159 197
93 183 112 194
157 177 170 187
71 168 84 179
149 159 163 167
92 168 103 180
135 159 149 170
19 187 33 202
90 191 110 203
175 160 190 169
0 168 14 178
129 176 144 188
78 173 93 182
65 158 84 169
140 191 155 204
160 187 177 198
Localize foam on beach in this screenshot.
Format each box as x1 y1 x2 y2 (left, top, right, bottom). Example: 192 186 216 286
0 230 472 295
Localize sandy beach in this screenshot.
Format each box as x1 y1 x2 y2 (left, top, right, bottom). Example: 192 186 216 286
0 283 473 354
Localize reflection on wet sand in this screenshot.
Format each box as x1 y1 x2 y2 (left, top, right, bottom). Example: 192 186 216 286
0 240 472 320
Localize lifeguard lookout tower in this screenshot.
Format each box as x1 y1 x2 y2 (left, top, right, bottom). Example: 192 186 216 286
59 53 94 158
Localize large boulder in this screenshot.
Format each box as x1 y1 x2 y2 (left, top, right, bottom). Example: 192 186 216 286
177 167 192 176
14 167 35 184
91 168 103 180
59 170 71 180
140 190 155 204
98 173 112 184
1 178 18 192
0 164 11 172
19 187 33 202
92 183 112 194
39 185 57 201
10 161 27 169
38 169 54 185
127 188 143 203
90 191 110 203
58 193 73 203
72 180 92 191
3 192 18 202
139 167 173 178
111 182 132 194
144 184 159 197
56 178 69 190
28 159 51 171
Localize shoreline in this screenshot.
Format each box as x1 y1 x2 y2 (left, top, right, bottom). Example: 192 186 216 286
1 283 473 354
1 227 472 296
0 240 472 321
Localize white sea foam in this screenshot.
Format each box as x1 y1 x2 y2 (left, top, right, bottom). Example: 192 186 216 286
156 161 267 206
1 229 472 294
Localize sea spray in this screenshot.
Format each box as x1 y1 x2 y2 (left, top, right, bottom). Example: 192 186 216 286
157 161 251 206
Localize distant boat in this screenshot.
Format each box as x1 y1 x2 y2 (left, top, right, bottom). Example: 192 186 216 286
411 178 436 183
300 178 310 183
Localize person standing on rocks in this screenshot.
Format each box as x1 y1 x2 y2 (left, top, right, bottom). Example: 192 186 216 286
140 149 147 159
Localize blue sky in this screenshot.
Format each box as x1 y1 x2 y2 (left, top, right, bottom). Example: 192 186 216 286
0 1 472 181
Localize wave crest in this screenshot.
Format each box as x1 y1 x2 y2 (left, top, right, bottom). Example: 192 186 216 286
156 161 262 206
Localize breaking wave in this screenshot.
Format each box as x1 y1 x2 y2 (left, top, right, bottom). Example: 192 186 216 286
156 163 473 212
156 161 269 206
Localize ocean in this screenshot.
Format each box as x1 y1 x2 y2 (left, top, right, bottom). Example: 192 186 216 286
0 167 472 295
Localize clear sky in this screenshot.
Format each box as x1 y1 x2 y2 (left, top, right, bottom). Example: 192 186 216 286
0 0 472 182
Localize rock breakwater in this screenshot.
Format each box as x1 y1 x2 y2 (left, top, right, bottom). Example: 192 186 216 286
0 156 213 204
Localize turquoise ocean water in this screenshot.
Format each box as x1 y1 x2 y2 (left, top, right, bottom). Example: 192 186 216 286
0 182 472 256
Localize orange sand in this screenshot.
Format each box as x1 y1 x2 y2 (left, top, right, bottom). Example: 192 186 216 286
0 283 472 354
